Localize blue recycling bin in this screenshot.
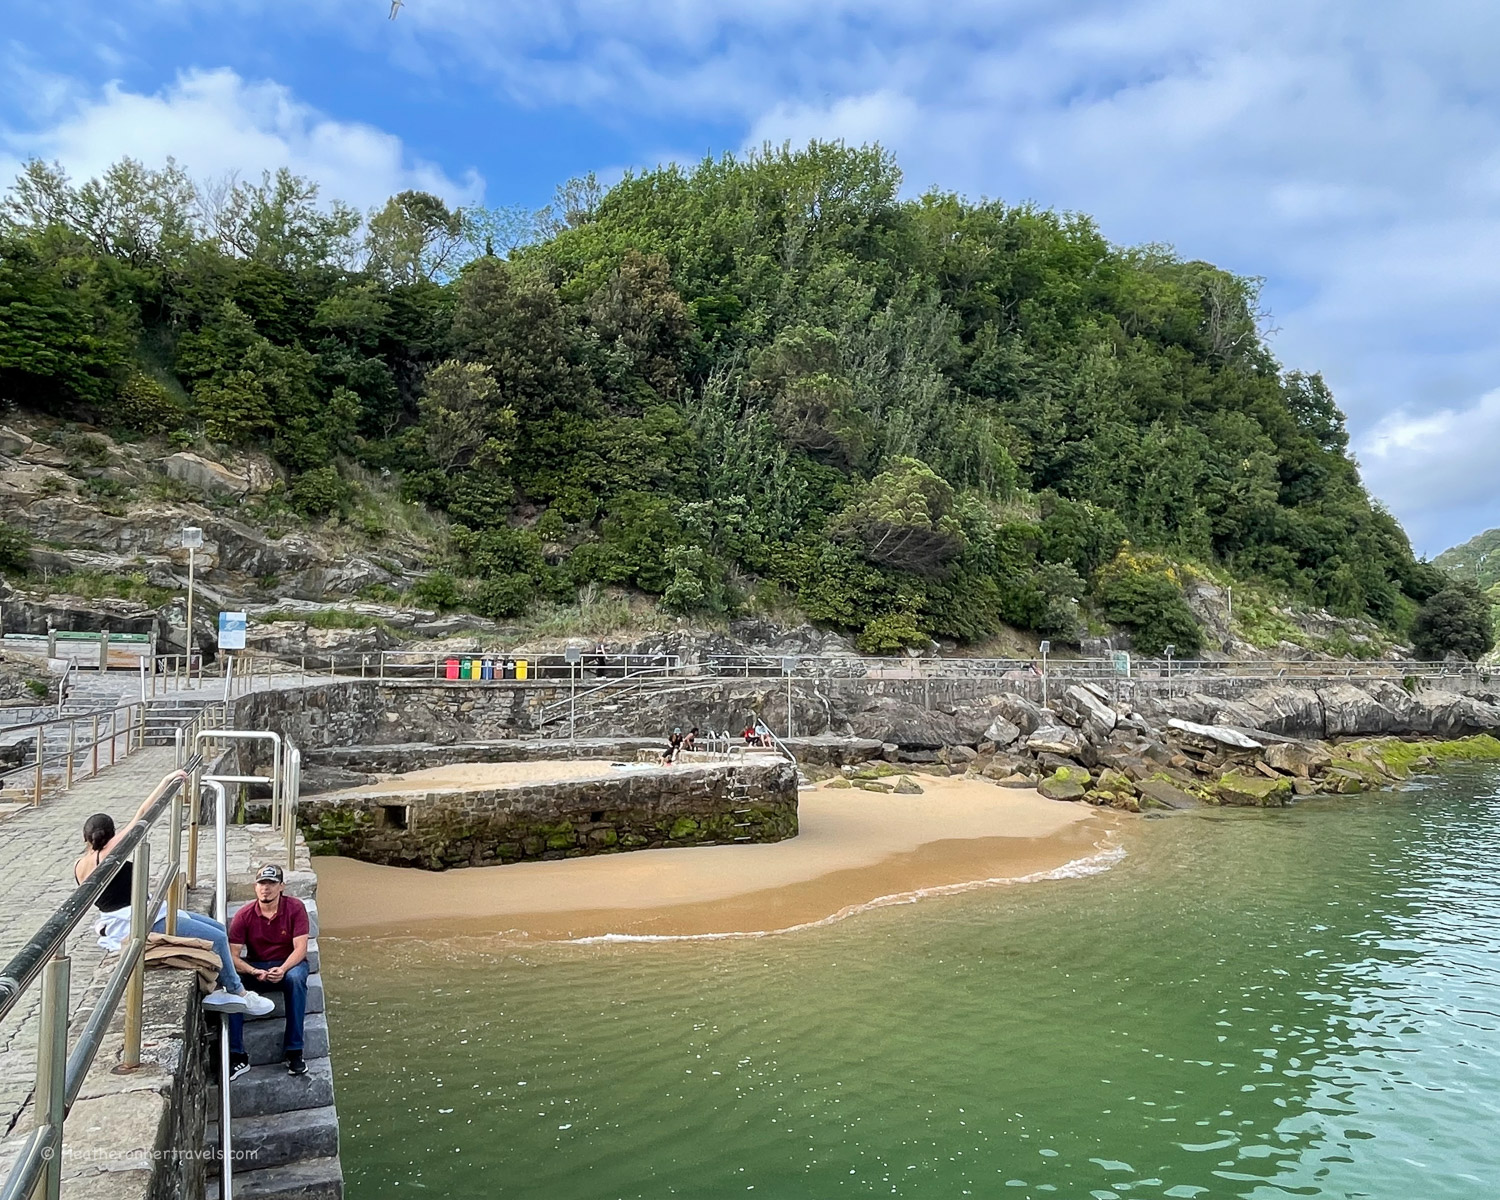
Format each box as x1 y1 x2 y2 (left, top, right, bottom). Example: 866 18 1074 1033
481 657 494 681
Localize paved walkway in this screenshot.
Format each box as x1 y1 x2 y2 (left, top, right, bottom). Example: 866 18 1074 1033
0 747 180 1133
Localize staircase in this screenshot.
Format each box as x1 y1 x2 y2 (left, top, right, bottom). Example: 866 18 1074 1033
207 897 343 1200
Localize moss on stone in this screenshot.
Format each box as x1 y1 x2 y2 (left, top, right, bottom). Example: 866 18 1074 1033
1346 734 1500 771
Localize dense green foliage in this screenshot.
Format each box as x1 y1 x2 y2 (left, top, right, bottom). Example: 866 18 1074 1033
1411 581 1496 661
0 146 1443 648
1434 526 1500 590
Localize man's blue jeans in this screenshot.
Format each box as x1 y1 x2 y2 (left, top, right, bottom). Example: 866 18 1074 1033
228 960 309 1056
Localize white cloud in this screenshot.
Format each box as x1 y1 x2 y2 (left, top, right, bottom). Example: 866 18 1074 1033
0 67 480 212
11 1 1500 550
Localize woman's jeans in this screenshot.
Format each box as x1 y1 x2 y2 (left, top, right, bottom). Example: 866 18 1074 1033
152 911 244 994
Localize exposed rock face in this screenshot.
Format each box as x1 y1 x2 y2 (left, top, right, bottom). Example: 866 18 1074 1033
161 452 249 496
1026 724 1085 756
1166 719 1264 750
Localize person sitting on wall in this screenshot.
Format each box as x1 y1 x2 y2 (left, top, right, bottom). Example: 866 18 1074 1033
227 864 312 1078
661 727 684 766
73 793 274 1019
742 725 756 746
682 727 698 753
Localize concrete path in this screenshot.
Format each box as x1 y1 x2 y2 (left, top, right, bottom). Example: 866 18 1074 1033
0 746 180 1134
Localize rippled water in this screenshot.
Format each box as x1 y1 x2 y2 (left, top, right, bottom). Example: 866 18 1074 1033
328 766 1500 1198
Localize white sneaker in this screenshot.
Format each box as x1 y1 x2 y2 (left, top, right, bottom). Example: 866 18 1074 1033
203 990 250 1014
241 990 275 1018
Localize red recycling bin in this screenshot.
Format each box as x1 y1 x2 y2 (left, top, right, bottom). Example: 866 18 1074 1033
445 657 460 680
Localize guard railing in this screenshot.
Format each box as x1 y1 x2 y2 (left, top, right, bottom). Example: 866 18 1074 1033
0 758 205 1200
0 703 149 805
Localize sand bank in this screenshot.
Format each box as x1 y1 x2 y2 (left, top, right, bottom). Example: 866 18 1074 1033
316 773 1119 942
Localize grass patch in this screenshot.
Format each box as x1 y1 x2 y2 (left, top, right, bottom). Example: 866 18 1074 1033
260 608 404 637
28 569 176 607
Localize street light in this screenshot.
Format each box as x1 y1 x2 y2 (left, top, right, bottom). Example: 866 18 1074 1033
1038 640 1050 708
1164 643 1175 692
182 527 202 689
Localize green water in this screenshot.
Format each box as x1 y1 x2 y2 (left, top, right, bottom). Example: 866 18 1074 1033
328 766 1500 1198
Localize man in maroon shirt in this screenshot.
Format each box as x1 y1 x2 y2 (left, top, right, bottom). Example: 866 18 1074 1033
226 864 312 1077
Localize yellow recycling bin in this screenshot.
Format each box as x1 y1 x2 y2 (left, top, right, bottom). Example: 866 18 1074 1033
515 659 528 680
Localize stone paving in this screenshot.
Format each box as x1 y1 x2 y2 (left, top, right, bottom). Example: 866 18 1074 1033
0 746 181 1134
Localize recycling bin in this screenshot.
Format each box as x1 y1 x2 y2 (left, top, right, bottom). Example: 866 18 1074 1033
445 658 460 680
515 659 528 680
460 656 473 680
481 657 494 681
503 659 516 679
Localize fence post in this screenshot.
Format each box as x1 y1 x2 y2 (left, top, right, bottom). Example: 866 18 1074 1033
92 713 100 776
166 782 184 937
188 760 202 889
122 840 150 1068
66 721 75 788
35 952 70 1200
33 728 43 804
110 712 117 767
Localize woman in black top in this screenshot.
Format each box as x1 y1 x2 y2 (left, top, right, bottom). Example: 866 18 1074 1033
73 783 272 1016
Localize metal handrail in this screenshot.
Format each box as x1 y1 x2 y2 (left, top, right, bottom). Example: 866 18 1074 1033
0 759 203 1200
747 713 798 767
0 701 149 804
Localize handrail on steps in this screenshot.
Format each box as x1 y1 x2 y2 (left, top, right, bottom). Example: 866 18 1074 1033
0 757 211 1200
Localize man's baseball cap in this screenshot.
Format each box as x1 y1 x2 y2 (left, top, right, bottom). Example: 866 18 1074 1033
255 864 284 883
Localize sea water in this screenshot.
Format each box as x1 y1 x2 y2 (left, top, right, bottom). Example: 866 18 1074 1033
327 765 1500 1198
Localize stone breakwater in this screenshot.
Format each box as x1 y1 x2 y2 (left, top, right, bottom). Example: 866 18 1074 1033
298 759 799 871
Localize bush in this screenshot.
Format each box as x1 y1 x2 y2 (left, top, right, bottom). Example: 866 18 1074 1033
857 611 930 654
1093 547 1203 656
289 466 350 519
412 571 464 611
0 522 31 574
1411 582 1495 661
117 371 182 434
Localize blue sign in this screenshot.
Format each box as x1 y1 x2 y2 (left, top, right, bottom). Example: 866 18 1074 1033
218 611 248 651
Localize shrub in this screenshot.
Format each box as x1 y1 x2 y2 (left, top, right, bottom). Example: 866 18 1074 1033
1411 582 1495 661
0 522 31 574
412 571 464 611
857 611 930 654
1093 546 1203 656
289 466 350 519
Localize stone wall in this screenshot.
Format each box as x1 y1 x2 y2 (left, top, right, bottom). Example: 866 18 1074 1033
300 759 799 870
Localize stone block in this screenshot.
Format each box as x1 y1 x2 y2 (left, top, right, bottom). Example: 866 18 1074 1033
1215 771 1292 807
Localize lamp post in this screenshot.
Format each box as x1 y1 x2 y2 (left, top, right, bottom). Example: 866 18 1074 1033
1164 643 1175 693
182 527 203 689
565 645 581 740
782 656 797 739
1039 640 1050 709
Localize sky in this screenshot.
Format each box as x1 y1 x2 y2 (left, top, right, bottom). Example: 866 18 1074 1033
3 0 1498 556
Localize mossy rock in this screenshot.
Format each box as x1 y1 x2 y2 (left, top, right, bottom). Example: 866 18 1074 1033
1215 771 1293 807
852 763 904 780
892 776 923 794
825 777 853 789
856 780 894 793
668 816 701 839
1039 771 1087 802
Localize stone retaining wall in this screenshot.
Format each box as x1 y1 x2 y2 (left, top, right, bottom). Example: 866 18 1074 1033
299 759 799 871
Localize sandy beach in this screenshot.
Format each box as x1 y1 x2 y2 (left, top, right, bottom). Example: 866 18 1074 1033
316 771 1120 942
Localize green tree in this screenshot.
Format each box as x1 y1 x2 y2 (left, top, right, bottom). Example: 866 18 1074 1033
1411 582 1496 661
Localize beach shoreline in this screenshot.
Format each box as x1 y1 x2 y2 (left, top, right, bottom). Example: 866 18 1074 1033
315 773 1123 942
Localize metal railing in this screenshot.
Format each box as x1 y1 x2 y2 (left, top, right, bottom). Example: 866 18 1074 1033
0 759 203 1200
0 703 149 805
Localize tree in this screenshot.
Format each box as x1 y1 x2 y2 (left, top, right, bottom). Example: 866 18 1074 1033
365 191 468 285
1411 582 1495 661
831 457 964 576
417 360 515 472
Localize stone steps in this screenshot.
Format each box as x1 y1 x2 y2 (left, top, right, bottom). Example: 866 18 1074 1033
207 1104 340 1169
241 1011 329 1065
206 1154 343 1200
211 1054 335 1119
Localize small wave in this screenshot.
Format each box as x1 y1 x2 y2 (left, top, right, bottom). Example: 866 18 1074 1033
563 842 1128 945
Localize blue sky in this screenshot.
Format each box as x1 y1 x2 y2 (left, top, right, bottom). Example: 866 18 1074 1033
5 0 1499 557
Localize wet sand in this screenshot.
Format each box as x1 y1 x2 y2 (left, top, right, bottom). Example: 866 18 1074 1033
317 773 1120 942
